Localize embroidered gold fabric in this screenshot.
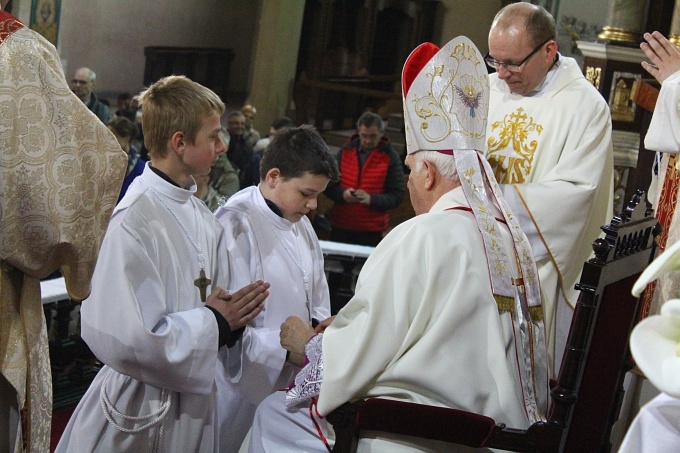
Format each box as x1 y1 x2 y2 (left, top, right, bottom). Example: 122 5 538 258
486 107 543 184
0 16 126 452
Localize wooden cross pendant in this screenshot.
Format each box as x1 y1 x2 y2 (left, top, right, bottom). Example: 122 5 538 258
194 268 212 302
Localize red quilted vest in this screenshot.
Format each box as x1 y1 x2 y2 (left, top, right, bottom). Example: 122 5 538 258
330 146 392 231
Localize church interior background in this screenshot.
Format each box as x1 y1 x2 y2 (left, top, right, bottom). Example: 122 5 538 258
5 0 678 449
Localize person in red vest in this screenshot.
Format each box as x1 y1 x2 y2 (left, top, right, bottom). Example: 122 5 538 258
324 112 404 246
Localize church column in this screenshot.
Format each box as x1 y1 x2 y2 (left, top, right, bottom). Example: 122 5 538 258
247 1 306 134
598 0 647 44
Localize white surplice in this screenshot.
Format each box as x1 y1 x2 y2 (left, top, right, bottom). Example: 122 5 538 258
214 186 331 452
56 164 230 452
485 56 614 374
249 187 536 452
643 69 680 316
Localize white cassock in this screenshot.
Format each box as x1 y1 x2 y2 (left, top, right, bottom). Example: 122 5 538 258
56 165 230 452
485 55 614 374
214 186 331 452
642 69 680 316
250 187 534 452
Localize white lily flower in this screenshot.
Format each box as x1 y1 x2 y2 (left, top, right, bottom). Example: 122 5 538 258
630 299 680 397
632 239 680 297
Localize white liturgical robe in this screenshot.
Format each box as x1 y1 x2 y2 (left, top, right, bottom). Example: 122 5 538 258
56 165 230 452
485 56 614 374
249 187 540 452
643 69 680 316
214 186 331 452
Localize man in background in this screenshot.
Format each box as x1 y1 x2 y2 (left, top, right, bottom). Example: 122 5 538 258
71 66 111 123
324 111 404 247
484 2 614 375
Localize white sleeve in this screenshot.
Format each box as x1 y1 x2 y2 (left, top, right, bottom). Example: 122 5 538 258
645 70 680 154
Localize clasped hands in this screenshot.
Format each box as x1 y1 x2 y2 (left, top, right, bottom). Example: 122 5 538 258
280 315 335 367
343 188 371 205
205 280 270 330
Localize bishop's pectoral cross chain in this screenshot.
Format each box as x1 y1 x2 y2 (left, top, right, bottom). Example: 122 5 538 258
194 269 212 302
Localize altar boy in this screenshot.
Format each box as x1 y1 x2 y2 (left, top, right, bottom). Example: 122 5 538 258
56 76 269 452
214 125 339 451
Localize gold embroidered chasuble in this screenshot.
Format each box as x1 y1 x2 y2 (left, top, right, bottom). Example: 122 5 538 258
0 11 125 452
485 56 614 374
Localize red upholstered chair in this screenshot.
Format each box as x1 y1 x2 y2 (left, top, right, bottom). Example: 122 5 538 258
327 190 660 453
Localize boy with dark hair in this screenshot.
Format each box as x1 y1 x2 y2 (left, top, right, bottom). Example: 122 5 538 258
213 124 339 451
56 75 269 452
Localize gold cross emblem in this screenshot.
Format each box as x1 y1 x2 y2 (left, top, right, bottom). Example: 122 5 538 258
194 268 212 302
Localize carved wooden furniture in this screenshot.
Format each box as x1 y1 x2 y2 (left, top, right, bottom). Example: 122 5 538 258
143 47 234 102
327 190 659 453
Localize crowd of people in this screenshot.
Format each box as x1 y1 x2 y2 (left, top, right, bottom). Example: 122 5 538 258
3 0 679 451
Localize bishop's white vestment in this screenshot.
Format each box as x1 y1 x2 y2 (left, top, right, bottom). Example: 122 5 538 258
214 186 331 452
249 187 541 452
56 165 230 452
485 56 614 374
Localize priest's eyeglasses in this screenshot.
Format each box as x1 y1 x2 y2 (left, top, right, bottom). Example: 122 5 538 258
484 37 553 73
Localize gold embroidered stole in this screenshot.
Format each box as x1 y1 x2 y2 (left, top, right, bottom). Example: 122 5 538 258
641 154 680 319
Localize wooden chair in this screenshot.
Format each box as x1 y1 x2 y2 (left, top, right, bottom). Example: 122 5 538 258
327 190 660 453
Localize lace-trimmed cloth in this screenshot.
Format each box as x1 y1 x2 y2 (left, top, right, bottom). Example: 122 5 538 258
286 334 324 407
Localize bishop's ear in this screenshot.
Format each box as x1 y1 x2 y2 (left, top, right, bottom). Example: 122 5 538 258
422 159 436 190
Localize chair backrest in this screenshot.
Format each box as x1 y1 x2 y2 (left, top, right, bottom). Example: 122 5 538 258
546 190 659 452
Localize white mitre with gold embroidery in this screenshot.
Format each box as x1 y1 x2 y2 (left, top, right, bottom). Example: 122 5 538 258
402 38 488 155
402 36 549 423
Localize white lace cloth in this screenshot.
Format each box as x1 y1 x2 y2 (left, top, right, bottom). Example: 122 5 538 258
285 334 324 407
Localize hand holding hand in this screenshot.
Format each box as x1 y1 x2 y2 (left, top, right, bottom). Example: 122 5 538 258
314 316 335 333
280 316 315 356
206 281 269 330
353 189 371 205
287 351 307 367
640 31 680 83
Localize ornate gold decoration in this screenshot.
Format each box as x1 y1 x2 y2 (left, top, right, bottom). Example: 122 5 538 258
585 66 602 90
598 26 641 44
409 42 487 145
486 107 542 184
671 35 680 47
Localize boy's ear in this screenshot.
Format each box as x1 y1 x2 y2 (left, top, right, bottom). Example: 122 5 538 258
170 131 185 154
265 168 281 188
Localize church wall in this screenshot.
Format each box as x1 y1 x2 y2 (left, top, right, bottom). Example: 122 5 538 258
437 0 503 54
11 0 259 107
9 0 508 115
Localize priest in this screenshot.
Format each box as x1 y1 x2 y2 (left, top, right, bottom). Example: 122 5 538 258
247 36 549 452
637 30 680 316
484 3 614 375
0 3 126 452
